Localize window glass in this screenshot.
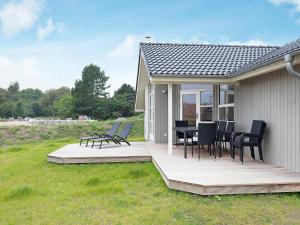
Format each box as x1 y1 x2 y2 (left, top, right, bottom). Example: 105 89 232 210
220 85 234 105
219 106 234 121
149 84 154 93
200 90 213 105
182 94 196 126
200 107 212 121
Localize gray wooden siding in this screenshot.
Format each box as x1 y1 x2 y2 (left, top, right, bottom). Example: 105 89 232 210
153 84 180 144
213 84 219 121
154 84 168 143
235 65 300 172
172 85 180 142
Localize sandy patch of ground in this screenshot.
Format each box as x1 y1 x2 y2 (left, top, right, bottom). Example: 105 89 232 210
0 121 32 127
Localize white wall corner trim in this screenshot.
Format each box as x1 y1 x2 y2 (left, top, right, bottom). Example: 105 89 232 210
168 83 173 155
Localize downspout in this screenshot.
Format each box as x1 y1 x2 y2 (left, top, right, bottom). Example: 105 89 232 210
284 54 300 78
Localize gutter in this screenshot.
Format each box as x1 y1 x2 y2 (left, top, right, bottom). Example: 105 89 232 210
284 54 300 78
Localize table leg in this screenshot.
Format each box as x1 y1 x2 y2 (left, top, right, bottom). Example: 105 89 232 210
184 131 187 158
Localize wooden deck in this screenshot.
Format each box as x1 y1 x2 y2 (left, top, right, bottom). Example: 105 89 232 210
48 142 151 164
48 142 300 195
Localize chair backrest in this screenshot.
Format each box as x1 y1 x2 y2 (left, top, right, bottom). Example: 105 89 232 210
197 123 217 145
216 121 227 139
175 120 189 138
175 120 189 127
106 122 121 136
218 121 227 132
250 120 267 142
225 121 235 140
214 120 220 128
118 123 134 139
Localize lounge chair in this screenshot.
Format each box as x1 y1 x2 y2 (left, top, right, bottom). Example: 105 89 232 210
91 123 134 149
79 122 120 146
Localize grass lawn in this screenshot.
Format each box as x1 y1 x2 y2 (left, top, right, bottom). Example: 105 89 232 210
1 139 300 225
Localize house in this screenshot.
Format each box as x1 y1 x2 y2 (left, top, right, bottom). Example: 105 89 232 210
135 38 300 173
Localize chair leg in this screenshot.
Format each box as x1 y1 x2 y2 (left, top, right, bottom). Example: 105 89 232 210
250 146 255 159
213 144 216 157
240 146 244 164
214 144 217 160
80 139 82 146
91 141 94 148
258 144 264 161
198 141 200 160
99 141 102 149
192 145 194 157
86 140 89 147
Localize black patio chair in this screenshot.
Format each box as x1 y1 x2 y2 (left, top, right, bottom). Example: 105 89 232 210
230 120 267 163
194 122 217 159
91 123 134 149
220 121 235 150
216 121 227 155
79 122 120 146
175 120 194 155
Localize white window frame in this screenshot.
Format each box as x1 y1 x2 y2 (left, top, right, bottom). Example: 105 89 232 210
218 85 235 121
180 88 214 124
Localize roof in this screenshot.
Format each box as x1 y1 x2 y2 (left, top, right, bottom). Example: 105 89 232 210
230 38 300 76
140 42 279 77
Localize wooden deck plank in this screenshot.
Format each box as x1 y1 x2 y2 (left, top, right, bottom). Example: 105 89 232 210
47 142 300 195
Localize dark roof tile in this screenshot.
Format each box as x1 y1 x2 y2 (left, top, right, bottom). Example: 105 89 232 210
141 42 279 77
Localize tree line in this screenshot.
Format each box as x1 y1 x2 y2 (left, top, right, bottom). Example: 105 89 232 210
0 64 136 120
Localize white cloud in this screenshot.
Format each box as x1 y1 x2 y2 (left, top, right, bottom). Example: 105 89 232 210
108 35 140 59
226 39 269 46
106 35 145 93
268 0 300 12
0 56 39 87
0 0 43 37
37 19 64 41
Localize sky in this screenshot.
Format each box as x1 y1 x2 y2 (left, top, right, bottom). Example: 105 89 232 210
0 0 300 95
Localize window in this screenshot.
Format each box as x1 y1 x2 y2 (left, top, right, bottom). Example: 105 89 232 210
180 84 214 123
200 90 213 121
219 85 234 121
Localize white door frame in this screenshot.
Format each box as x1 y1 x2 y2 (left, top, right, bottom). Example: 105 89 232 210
180 88 213 123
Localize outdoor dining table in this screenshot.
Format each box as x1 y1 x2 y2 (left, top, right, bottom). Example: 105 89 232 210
174 126 198 158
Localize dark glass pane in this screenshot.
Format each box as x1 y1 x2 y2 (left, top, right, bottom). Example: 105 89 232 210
182 94 196 126
219 107 225 121
227 107 234 121
200 107 212 121
219 106 234 121
201 90 213 105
